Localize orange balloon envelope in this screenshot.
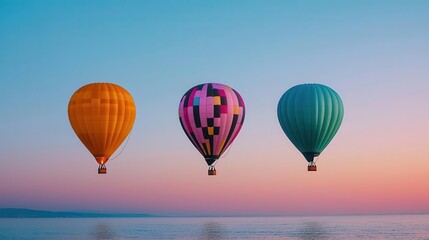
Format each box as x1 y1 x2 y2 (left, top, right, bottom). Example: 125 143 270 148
68 83 136 174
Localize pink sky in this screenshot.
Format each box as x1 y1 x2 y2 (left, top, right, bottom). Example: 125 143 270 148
2 99 428 216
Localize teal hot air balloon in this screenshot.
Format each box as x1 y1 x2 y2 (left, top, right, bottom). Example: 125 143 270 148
277 84 344 171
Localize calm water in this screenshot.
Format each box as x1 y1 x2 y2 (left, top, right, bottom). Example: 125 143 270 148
1 215 429 239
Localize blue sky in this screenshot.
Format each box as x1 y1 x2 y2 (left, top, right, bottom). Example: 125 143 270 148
1 1 429 214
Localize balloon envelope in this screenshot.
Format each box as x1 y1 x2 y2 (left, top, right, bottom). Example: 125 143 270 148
68 83 136 172
277 83 344 166
178 83 245 169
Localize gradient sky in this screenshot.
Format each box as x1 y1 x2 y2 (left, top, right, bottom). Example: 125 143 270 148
1 0 428 216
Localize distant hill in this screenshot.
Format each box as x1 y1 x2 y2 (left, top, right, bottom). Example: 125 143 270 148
0 208 154 218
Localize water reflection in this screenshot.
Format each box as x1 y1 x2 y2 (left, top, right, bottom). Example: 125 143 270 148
200 221 226 240
295 221 330 240
90 222 117 240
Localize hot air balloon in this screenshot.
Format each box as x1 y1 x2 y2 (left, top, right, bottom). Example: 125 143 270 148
68 83 136 174
277 83 344 171
179 83 245 175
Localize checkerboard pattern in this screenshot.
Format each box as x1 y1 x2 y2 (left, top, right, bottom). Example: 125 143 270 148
179 83 245 166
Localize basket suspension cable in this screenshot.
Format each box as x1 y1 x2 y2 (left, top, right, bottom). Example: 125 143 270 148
213 143 234 167
109 128 133 161
220 143 233 158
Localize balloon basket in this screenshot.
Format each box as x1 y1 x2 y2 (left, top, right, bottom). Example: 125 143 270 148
98 165 107 174
208 167 216 176
307 165 317 171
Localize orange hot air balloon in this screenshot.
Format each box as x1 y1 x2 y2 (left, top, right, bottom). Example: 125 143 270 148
68 83 136 174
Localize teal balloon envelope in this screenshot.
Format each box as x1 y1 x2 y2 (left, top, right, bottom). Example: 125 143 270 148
277 83 344 171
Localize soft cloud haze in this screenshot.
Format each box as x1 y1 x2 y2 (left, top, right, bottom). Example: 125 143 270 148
1 0 428 215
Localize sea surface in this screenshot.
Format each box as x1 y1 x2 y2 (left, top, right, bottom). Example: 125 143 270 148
1 215 429 239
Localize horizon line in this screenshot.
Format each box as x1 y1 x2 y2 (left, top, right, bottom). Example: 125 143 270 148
1 208 428 218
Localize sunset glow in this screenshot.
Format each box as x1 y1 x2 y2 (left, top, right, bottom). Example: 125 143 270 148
1 0 428 216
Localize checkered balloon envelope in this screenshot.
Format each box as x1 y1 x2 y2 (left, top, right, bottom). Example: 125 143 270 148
178 83 245 175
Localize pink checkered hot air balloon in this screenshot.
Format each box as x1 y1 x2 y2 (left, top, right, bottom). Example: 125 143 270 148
178 83 245 176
